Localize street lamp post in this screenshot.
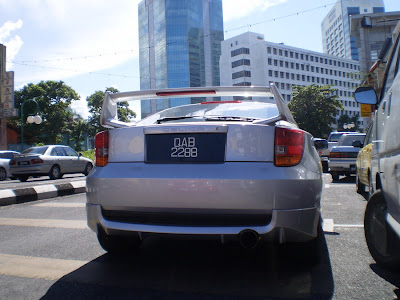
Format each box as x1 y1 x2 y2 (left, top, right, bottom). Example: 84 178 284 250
20 98 43 150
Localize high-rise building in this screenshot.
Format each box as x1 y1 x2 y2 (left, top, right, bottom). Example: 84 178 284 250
321 0 385 60
138 0 224 118
220 32 367 129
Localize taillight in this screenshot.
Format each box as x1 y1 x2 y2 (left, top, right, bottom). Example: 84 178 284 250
30 158 43 164
10 159 16 166
329 152 358 159
274 127 305 167
95 131 109 167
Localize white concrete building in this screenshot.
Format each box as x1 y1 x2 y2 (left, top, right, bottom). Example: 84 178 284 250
220 32 366 128
321 0 385 60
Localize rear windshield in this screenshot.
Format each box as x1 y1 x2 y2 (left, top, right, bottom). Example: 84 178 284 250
329 133 345 142
22 146 49 155
137 102 279 125
337 135 365 146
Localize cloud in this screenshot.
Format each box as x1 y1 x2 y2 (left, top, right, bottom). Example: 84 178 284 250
0 20 24 68
223 0 288 22
5 0 141 83
70 98 89 120
0 20 23 41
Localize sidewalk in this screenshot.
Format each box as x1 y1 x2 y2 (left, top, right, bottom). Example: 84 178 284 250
0 180 86 207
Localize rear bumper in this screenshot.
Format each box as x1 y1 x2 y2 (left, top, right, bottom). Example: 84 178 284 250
10 165 51 176
86 162 322 243
87 203 320 243
329 159 356 173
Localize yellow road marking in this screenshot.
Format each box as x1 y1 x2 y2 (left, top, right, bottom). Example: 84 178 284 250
0 253 88 280
0 218 87 229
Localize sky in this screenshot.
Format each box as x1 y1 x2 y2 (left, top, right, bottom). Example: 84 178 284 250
1 0 400 120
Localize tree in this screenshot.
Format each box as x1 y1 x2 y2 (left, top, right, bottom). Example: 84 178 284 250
11 81 80 145
288 85 343 138
86 87 136 136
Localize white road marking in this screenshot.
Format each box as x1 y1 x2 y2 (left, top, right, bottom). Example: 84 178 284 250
0 218 88 229
33 202 86 208
322 218 364 232
0 253 88 280
0 189 16 198
322 218 334 232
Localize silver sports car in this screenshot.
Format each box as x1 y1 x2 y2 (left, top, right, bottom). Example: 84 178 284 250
86 85 323 253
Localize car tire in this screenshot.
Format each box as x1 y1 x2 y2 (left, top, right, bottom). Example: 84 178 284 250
279 219 322 265
17 175 29 182
331 173 339 182
0 167 6 181
356 171 365 194
97 227 141 254
83 163 93 176
364 190 400 270
49 165 61 180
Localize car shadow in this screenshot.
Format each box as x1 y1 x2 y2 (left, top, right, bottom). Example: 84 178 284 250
41 234 334 299
370 264 400 298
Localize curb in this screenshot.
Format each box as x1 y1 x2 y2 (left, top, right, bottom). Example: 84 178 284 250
0 180 86 207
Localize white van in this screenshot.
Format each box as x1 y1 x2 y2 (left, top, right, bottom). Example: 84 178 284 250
354 21 400 270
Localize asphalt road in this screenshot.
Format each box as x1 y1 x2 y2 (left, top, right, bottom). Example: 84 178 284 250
0 174 399 299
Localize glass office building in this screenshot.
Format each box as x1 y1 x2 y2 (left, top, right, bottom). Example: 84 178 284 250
321 0 385 60
139 0 224 118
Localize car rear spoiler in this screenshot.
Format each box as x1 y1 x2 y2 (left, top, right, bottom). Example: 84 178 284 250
100 83 297 128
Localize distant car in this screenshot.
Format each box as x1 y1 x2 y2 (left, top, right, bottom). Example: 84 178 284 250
328 133 366 182
86 85 324 254
10 145 93 182
0 150 20 181
313 138 329 172
355 123 373 194
354 21 400 270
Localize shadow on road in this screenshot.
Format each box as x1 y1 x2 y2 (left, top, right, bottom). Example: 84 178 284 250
41 233 334 299
370 264 400 298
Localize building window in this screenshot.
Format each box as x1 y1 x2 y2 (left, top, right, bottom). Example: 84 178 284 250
273 48 277 55
232 70 251 79
233 82 252 86
231 47 250 57
267 47 271 54
231 59 250 68
279 49 283 56
268 58 272 65
268 70 273 76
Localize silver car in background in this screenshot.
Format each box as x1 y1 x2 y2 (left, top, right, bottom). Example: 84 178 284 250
86 85 323 254
10 145 93 182
0 151 20 181
328 133 366 182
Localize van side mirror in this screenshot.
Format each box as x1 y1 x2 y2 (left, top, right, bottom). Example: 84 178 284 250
354 87 377 105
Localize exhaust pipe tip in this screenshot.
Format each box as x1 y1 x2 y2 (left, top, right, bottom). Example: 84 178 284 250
239 229 260 249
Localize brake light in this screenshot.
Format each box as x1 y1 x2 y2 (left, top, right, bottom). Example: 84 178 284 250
30 158 43 164
274 127 305 167
156 90 216 97
201 101 242 104
9 159 16 166
329 152 358 159
95 131 109 167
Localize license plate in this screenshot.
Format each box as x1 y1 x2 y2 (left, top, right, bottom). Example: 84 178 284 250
146 133 226 163
19 161 29 165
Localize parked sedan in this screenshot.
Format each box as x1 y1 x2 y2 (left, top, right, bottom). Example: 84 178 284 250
329 133 366 182
86 85 324 254
10 145 93 182
0 151 20 181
